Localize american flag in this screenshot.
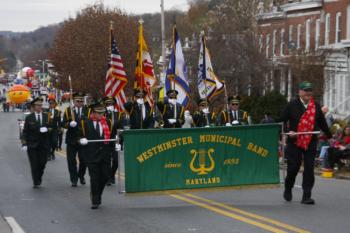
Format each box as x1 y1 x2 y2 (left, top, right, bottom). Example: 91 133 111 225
105 31 127 112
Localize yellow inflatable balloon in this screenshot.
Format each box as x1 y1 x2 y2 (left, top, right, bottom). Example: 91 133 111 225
7 85 31 104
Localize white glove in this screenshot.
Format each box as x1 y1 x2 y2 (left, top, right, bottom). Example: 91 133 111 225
225 123 232 127
205 125 210 128
79 138 88 145
70 121 77 128
232 120 239 125
40 127 48 133
185 115 192 123
168 119 176 124
22 146 27 151
202 108 210 114
115 144 122 151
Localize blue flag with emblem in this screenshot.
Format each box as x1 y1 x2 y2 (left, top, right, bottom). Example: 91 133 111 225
165 26 190 107
198 32 224 100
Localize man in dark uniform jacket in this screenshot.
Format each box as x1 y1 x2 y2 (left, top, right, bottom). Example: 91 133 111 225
217 96 249 126
192 98 216 127
103 96 122 185
79 100 115 209
157 90 185 128
124 89 154 129
21 97 51 188
280 81 332 204
45 97 61 160
62 92 90 187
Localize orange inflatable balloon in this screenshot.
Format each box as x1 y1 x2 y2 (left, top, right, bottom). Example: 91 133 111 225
7 85 31 104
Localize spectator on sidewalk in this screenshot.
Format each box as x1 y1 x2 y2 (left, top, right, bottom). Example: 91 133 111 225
327 126 350 171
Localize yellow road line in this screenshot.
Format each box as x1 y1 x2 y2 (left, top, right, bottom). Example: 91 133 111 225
170 194 289 233
183 193 310 233
55 150 308 233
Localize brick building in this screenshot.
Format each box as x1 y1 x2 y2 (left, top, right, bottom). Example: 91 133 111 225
257 0 350 117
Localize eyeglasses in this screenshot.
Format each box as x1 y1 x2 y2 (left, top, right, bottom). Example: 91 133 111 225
231 103 238 106
199 104 207 107
76 100 84 103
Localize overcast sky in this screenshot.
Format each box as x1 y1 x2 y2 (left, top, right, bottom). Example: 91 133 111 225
0 0 189 32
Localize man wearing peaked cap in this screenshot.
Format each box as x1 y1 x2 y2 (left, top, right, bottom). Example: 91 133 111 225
62 91 90 187
123 89 154 129
217 95 249 126
193 98 216 127
45 96 62 161
79 99 116 209
21 97 52 188
157 89 185 128
103 96 123 185
280 81 332 205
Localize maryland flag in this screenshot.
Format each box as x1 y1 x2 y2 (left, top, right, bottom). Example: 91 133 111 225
134 20 156 107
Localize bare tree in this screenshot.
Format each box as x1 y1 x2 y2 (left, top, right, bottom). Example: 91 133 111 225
50 4 138 97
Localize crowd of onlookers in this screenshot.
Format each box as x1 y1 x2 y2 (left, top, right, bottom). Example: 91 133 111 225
316 106 350 172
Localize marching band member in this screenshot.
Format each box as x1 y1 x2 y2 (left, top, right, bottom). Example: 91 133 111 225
62 92 90 187
217 96 249 126
79 100 115 209
157 90 185 128
46 96 61 160
192 98 216 127
103 96 122 185
123 89 154 129
21 97 51 188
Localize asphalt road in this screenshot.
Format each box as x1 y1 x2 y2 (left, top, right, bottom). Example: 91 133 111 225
0 112 350 233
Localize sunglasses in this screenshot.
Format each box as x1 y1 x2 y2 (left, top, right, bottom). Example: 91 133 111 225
231 103 238 106
199 104 207 107
303 88 313 92
76 100 84 103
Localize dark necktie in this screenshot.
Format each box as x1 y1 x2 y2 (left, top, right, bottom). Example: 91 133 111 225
37 114 41 126
95 121 101 137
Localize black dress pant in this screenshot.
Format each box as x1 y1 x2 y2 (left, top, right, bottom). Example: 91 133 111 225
88 160 110 205
48 130 58 157
285 140 317 196
66 144 86 184
111 151 118 180
27 146 48 185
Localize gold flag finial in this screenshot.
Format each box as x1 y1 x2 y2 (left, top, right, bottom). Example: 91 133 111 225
138 18 144 25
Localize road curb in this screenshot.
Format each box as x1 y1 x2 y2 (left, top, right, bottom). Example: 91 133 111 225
0 213 12 233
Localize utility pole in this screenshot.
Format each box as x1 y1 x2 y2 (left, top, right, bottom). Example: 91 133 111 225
161 0 166 85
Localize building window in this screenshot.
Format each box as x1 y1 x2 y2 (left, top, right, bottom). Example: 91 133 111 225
289 25 293 43
315 19 320 50
280 29 285 56
266 34 270 58
325 13 331 46
273 30 277 56
297 24 302 49
306 19 311 52
336 12 342 43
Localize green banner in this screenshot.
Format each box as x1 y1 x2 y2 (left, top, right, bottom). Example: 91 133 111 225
123 124 280 193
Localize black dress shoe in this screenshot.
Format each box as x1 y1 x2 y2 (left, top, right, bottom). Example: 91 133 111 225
33 185 40 189
283 189 292 202
301 198 315 205
111 178 115 184
80 178 86 185
91 204 99 209
71 183 77 187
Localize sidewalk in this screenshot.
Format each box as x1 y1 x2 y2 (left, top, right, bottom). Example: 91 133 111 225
0 214 12 233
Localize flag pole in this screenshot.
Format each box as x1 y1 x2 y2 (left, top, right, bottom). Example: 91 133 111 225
201 31 210 127
172 25 176 91
223 77 232 124
138 19 144 91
